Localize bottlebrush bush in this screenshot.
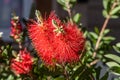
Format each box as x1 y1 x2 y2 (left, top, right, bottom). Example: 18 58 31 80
0 0 120 80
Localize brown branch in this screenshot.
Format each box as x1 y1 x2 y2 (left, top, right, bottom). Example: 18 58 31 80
66 1 73 24
92 2 118 58
92 17 110 58
62 63 70 80
18 42 22 49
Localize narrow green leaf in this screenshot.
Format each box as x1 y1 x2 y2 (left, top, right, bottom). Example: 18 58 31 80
106 61 120 68
110 6 120 15
57 0 65 6
116 43 120 47
111 15 119 19
73 13 81 24
94 27 99 34
103 0 109 9
71 65 85 79
111 66 120 75
7 75 14 80
113 46 120 53
89 32 98 39
103 29 110 35
104 54 120 64
103 10 108 18
103 36 115 41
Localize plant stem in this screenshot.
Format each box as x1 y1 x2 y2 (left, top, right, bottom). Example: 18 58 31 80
28 72 34 80
92 2 118 58
62 64 69 80
66 1 73 24
92 17 110 58
18 42 22 49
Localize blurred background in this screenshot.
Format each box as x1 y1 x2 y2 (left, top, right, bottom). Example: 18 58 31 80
0 0 120 42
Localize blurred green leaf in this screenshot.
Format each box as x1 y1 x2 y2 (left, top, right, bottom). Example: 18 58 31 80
106 61 120 68
103 10 108 18
113 46 120 53
2 49 8 58
71 65 85 79
89 32 98 39
57 0 65 6
94 27 99 35
103 29 110 36
111 15 119 19
113 43 120 53
111 66 120 75
104 54 120 64
7 75 14 80
116 43 120 47
110 6 120 15
114 77 120 80
103 0 109 9
73 13 81 24
103 36 115 41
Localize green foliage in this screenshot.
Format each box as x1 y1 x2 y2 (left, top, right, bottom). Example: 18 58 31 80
103 0 120 19
0 0 120 80
57 0 76 11
113 43 120 53
73 13 81 24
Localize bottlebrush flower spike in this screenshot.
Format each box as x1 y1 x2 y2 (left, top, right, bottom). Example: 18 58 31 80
53 22 85 64
27 11 85 66
10 49 33 75
10 16 22 42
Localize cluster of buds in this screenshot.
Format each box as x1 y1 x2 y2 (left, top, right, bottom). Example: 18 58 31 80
10 16 23 42
10 49 33 75
27 11 85 66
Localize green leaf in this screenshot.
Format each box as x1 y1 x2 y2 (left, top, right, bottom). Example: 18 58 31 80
2 49 8 58
102 10 108 18
94 27 99 34
103 36 115 41
73 13 81 24
106 61 120 68
71 65 85 79
113 43 120 53
111 66 120 75
116 43 120 47
103 0 109 9
104 54 120 64
111 15 119 19
110 6 120 15
103 29 110 36
7 75 14 80
89 32 98 39
57 0 65 6
113 46 120 53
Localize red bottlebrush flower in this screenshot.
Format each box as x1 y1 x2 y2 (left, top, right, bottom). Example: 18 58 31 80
10 16 22 42
53 23 85 64
10 49 33 75
27 12 85 66
27 20 55 66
